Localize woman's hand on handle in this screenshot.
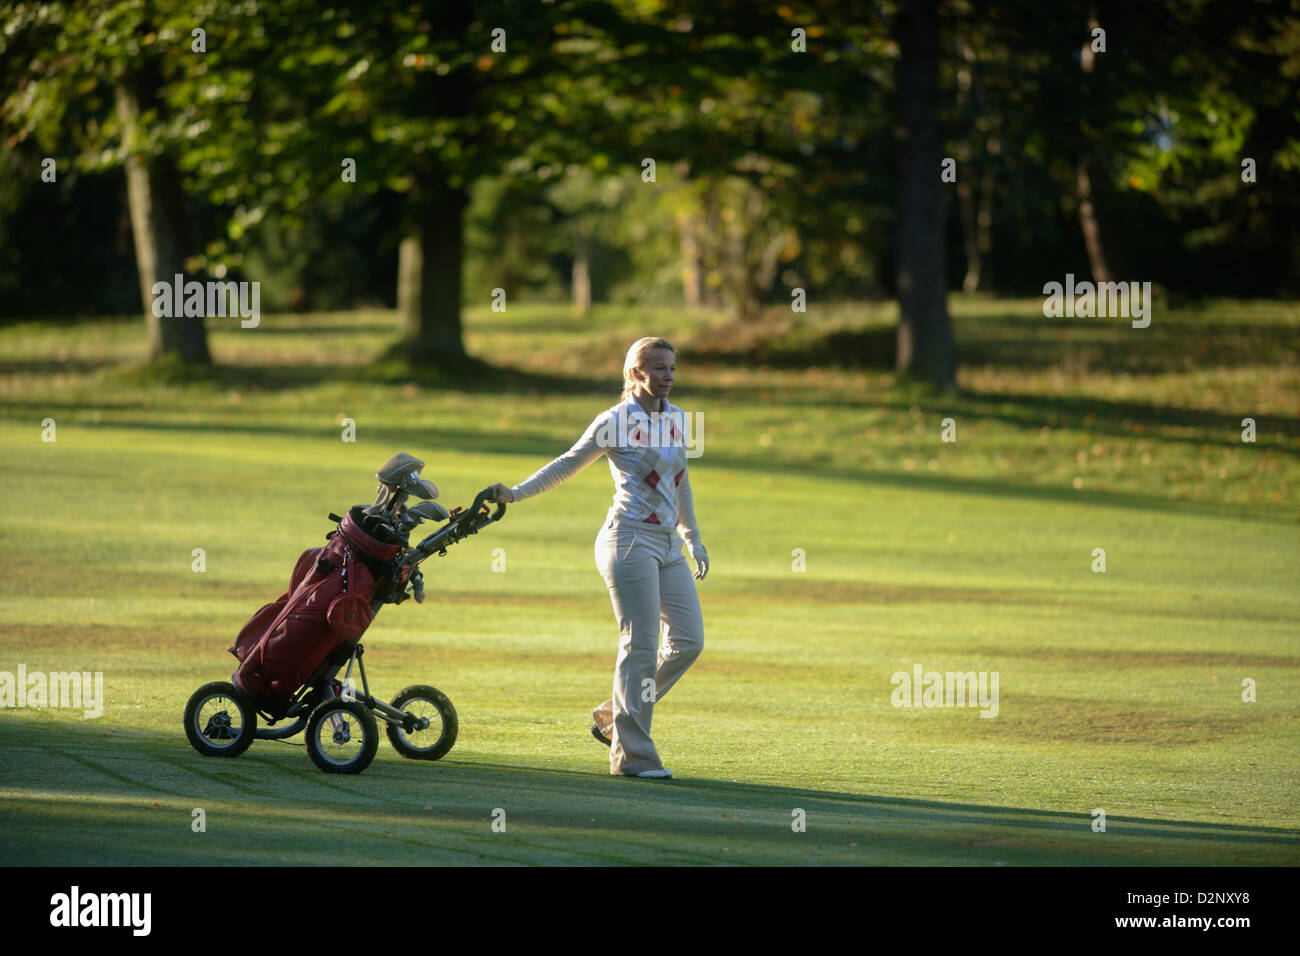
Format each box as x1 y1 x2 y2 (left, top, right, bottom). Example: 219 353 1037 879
486 483 515 504
690 544 709 581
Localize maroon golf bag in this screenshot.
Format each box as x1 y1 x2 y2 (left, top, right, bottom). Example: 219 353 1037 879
231 509 403 711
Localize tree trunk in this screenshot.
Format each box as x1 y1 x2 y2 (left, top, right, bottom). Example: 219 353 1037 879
397 235 420 322
956 43 982 293
957 175 980 293
677 208 704 309
723 186 752 320
1076 161 1110 284
572 232 591 316
702 186 726 308
116 84 210 365
1077 7 1110 284
960 157 997 293
956 38 997 293
893 0 955 387
975 159 995 289
400 176 468 365
717 182 772 320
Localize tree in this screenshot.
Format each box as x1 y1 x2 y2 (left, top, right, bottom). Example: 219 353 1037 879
1113 0 1300 294
950 24 1001 292
893 0 955 387
175 0 700 369
2 0 212 364
623 2 895 318
1075 4 1110 283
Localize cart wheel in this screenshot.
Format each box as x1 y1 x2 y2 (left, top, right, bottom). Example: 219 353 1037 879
305 698 379 774
386 684 458 761
184 682 256 758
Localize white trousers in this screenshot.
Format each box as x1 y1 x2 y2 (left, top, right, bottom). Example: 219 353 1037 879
592 518 704 775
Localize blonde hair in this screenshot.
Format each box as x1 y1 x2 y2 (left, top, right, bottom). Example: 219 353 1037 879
621 337 676 402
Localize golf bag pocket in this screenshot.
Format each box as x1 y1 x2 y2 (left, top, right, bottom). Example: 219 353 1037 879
290 546 322 591
233 533 383 703
230 545 322 663
241 577 338 699
231 595 287 662
327 593 373 640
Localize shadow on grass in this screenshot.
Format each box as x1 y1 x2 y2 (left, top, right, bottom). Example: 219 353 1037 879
4 722 1296 865
956 312 1300 374
0 401 1284 522
11 314 1295 449
2 346 749 410
231 352 1300 456
456 761 1300 845
959 391 1300 453
244 323 400 336
689 322 897 370
681 307 1299 378
722 454 1290 523
711 382 1300 452
472 317 605 335
0 313 138 330
0 358 120 376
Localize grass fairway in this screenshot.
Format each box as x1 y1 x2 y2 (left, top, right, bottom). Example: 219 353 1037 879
1 299 1298 865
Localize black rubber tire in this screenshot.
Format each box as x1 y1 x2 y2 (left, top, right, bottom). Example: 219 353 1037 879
184 682 256 758
386 684 458 761
305 698 379 774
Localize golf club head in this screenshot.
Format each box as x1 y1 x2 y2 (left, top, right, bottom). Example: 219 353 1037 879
376 452 439 503
376 453 426 493
405 500 451 522
404 477 438 500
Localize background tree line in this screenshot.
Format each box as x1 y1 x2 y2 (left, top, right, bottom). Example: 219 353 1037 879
2 0 1297 386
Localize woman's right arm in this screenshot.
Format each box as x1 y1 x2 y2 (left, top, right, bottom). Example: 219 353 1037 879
489 411 611 503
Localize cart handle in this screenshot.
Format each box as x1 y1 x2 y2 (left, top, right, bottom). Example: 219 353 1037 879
401 488 506 570
456 488 506 532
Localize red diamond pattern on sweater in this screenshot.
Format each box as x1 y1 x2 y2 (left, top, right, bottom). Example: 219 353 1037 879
630 428 647 446
645 469 660 489
645 513 660 524
674 469 684 486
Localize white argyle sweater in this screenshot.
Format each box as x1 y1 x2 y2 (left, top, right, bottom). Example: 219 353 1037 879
510 396 703 555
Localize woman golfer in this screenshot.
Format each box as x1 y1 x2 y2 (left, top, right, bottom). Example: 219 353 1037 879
487 337 707 779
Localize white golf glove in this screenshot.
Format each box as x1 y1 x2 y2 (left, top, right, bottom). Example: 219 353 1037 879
688 542 709 581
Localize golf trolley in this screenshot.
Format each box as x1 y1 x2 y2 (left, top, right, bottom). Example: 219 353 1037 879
183 454 506 774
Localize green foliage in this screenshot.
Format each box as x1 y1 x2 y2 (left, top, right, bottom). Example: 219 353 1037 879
1 0 209 168
1112 3 1300 289
3 0 1299 326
